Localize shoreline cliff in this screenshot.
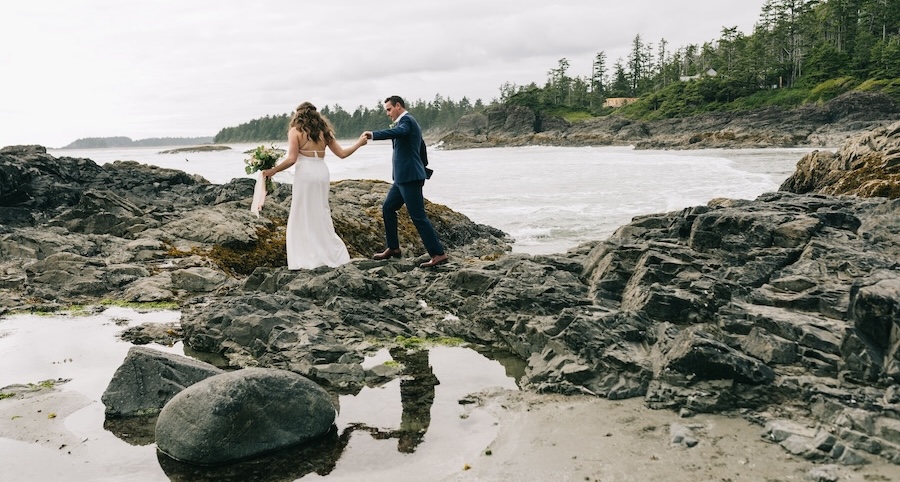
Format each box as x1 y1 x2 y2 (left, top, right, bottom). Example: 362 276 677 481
434 91 900 151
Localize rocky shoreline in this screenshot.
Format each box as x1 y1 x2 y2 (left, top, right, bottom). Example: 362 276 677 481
436 91 900 150
1 121 899 469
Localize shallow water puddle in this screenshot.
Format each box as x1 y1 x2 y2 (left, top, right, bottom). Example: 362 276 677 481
0 308 521 481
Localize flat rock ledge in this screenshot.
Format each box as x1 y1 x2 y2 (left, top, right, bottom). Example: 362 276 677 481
0 144 510 311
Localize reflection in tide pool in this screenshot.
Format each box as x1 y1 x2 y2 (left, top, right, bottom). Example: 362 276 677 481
0 308 521 481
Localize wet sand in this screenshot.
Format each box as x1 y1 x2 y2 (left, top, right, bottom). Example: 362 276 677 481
4 386 899 482
447 389 899 482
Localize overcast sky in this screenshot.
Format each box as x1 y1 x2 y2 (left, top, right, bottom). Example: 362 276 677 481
1 1 769 148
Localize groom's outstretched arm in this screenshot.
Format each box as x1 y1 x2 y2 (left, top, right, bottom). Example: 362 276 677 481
370 118 411 141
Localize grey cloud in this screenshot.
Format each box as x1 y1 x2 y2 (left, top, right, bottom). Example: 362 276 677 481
1 0 768 147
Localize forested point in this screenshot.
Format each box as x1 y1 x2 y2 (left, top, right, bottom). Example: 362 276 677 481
214 0 900 143
212 97 485 142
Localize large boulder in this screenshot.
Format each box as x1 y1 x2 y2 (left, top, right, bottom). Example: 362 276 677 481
155 367 336 465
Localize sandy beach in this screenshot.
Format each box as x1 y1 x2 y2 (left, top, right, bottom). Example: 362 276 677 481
452 389 900 482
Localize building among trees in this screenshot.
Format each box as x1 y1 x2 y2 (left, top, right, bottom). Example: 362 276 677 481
602 97 639 108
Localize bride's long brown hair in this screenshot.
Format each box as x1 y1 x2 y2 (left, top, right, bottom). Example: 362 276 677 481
290 102 335 144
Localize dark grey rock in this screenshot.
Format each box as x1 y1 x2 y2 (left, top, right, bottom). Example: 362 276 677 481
663 328 775 384
101 346 223 417
764 419 817 443
155 367 335 465
669 423 699 447
741 327 798 364
830 443 871 465
780 434 823 459
805 464 840 482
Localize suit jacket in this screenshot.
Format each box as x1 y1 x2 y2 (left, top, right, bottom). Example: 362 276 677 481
371 113 432 183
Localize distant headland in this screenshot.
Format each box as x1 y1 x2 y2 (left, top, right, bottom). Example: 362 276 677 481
60 136 214 149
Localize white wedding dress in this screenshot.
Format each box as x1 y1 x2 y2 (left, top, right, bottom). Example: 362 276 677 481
286 152 351 269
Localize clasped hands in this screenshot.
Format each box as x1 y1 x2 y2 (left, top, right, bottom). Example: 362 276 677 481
262 132 370 178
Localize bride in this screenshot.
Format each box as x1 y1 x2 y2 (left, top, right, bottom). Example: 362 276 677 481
262 102 367 269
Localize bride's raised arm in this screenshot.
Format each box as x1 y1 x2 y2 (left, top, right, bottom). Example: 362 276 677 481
328 133 368 159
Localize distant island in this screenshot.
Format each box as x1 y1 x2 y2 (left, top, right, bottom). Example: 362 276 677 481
61 136 214 149
159 145 231 154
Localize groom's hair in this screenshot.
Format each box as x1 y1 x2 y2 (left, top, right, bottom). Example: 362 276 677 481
385 95 405 108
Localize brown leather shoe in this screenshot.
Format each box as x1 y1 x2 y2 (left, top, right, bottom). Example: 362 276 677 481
373 248 402 260
419 253 449 268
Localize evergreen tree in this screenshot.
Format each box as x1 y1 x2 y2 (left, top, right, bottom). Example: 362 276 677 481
591 51 608 106
609 60 630 97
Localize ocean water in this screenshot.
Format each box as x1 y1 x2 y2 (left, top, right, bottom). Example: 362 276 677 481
51 142 815 254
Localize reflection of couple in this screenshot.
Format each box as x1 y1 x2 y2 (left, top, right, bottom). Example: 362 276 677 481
263 96 448 270
390 346 439 453
350 347 439 454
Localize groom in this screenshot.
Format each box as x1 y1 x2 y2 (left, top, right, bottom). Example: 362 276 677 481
364 95 448 268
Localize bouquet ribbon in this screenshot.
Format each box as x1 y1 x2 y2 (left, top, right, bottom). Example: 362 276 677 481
250 171 267 217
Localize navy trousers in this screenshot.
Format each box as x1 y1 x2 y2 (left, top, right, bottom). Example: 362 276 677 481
383 180 444 256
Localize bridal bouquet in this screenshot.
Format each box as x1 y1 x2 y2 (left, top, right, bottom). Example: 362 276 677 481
244 144 282 193
245 144 283 217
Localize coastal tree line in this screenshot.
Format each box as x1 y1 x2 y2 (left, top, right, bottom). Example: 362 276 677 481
215 0 900 142
506 0 900 118
213 96 485 142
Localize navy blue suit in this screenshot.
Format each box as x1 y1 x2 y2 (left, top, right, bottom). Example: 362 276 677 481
371 113 444 256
